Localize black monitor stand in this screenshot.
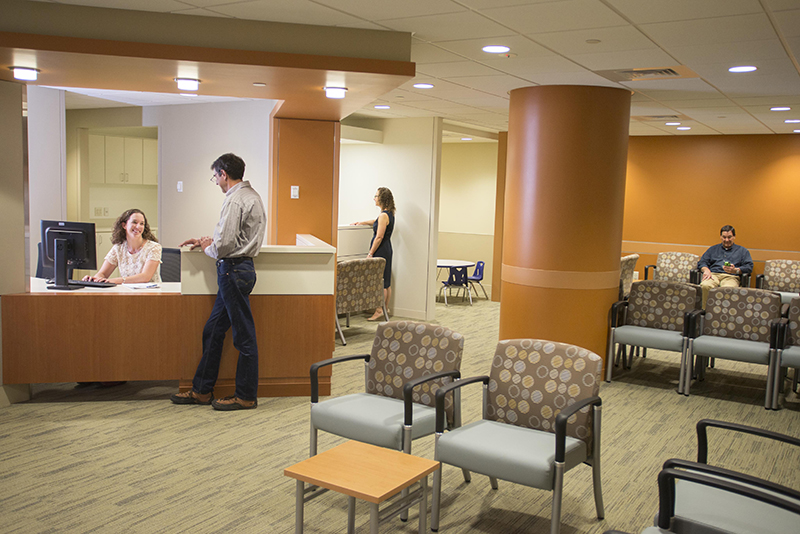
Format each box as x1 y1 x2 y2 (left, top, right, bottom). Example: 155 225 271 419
47 238 83 290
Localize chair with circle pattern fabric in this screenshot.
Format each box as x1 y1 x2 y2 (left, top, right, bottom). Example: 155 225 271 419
619 253 639 300
431 339 604 534
607 280 701 383
756 259 800 305
683 287 783 408
645 252 700 284
772 296 800 409
334 257 387 345
310 320 465 457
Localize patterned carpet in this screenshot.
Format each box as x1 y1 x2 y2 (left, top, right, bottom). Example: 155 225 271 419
1 299 799 533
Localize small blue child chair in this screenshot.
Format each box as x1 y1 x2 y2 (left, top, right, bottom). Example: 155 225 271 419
440 266 472 305
468 261 488 299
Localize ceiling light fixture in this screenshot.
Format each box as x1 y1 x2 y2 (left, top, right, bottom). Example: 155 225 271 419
413 83 434 89
677 127 691 130
728 65 757 73
461 137 473 141
585 39 602 45
323 86 347 99
174 78 200 91
252 82 266 87
374 105 390 109
770 106 790 111
482 45 510 54
785 119 800 123
795 129 800 133
665 122 681 126
9 67 39 81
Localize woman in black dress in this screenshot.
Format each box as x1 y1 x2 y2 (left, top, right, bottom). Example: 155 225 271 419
354 187 395 321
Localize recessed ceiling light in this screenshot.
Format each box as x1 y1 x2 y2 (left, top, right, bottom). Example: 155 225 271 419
728 65 757 73
665 122 681 126
374 105 390 109
585 39 602 45
252 82 266 87
770 106 791 111
677 127 691 130
323 86 347 99
461 137 472 141
785 119 800 123
9 67 39 81
413 83 434 89
174 78 200 91
795 129 800 133
482 45 510 54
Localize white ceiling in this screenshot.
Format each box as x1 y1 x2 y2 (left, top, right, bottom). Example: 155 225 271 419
35 0 800 136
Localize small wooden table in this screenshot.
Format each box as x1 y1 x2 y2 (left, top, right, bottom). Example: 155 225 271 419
284 441 440 534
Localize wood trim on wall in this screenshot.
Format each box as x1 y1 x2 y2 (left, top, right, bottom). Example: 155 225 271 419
492 131 507 302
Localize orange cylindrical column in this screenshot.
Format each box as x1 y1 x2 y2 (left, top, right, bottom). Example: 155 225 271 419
499 85 631 358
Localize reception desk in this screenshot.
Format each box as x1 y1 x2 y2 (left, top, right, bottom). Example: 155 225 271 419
1 235 335 398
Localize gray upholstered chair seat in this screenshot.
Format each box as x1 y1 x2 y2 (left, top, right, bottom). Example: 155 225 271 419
691 337 771 364
311 392 436 450
436 419 587 490
781 345 800 368
614 326 685 352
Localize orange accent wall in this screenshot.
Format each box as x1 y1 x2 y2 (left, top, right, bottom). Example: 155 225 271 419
623 134 800 272
492 131 508 302
271 118 339 246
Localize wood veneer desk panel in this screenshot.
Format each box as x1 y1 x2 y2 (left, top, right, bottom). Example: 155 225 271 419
2 287 333 397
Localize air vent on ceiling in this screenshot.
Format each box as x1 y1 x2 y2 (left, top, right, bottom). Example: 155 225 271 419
594 65 698 83
630 114 691 122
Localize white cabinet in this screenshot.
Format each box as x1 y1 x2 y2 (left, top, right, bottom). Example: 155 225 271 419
143 138 158 185
91 136 152 184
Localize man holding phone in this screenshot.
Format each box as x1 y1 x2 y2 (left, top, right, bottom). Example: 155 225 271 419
697 225 753 304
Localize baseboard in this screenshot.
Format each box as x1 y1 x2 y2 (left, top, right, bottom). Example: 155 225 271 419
0 383 31 407
391 307 427 321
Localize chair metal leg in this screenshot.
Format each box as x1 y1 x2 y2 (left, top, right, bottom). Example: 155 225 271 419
309 422 318 456
335 316 346 345
766 349 777 410
479 282 488 300
793 367 799 393
400 426 412 521
551 462 565 534
461 468 471 483
295 480 305 534
683 340 693 396
678 338 687 395
489 476 498 490
382 304 389 321
592 405 605 519
347 496 356 534
346 312 350 328
605 329 615 383
431 461 442 531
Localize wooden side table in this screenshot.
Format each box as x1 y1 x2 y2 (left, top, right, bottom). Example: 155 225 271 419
284 440 440 534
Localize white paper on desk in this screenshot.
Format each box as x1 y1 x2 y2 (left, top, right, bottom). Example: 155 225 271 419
123 283 161 290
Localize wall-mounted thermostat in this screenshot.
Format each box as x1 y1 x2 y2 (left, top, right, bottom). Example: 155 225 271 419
291 185 299 199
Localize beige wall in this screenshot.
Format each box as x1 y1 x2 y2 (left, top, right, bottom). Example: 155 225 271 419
438 142 498 297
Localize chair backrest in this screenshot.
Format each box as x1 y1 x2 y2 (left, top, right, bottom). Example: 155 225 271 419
655 252 699 283
486 339 603 451
336 257 386 314
626 280 700 330
786 296 800 346
160 247 181 283
703 287 781 342
366 321 464 422
470 261 485 281
763 259 800 292
447 266 468 286
619 253 639 298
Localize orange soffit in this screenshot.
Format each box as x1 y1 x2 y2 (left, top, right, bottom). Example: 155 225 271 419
501 265 619 290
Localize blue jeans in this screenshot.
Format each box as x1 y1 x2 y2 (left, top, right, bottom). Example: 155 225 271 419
192 258 258 401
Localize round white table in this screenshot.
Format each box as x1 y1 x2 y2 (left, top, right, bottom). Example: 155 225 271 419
437 259 475 269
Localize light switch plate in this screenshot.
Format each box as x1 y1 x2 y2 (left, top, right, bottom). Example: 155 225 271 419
291 185 299 199
177 181 183 192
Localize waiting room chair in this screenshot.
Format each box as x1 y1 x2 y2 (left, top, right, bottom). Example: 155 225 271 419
756 259 800 305
468 260 488 300
683 287 782 407
431 339 604 534
644 252 700 284
771 296 800 409
334 257 387 345
439 266 472 306
160 247 181 283
604 419 800 534
619 253 639 300
309 320 464 457
606 281 701 383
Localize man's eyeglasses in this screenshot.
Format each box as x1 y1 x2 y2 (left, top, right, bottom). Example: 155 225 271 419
210 172 220 182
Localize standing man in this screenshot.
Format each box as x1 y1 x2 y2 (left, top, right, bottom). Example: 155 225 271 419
171 153 266 411
697 225 753 304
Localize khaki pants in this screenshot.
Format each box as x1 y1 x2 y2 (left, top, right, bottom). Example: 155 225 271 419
700 272 740 305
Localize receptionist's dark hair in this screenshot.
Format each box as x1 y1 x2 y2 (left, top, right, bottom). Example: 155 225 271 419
111 209 158 245
720 225 735 236
211 153 245 182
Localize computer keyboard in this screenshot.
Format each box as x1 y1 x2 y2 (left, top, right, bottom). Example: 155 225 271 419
67 280 118 288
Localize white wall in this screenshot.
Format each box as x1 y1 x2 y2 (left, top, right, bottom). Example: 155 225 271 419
339 117 442 320
142 100 278 247
27 86 66 275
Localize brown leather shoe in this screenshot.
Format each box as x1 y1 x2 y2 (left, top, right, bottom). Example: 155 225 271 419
211 396 257 411
170 390 213 405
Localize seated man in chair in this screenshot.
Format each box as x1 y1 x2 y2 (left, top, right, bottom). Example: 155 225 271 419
698 224 753 304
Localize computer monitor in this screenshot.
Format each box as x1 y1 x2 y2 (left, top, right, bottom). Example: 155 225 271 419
41 220 97 290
